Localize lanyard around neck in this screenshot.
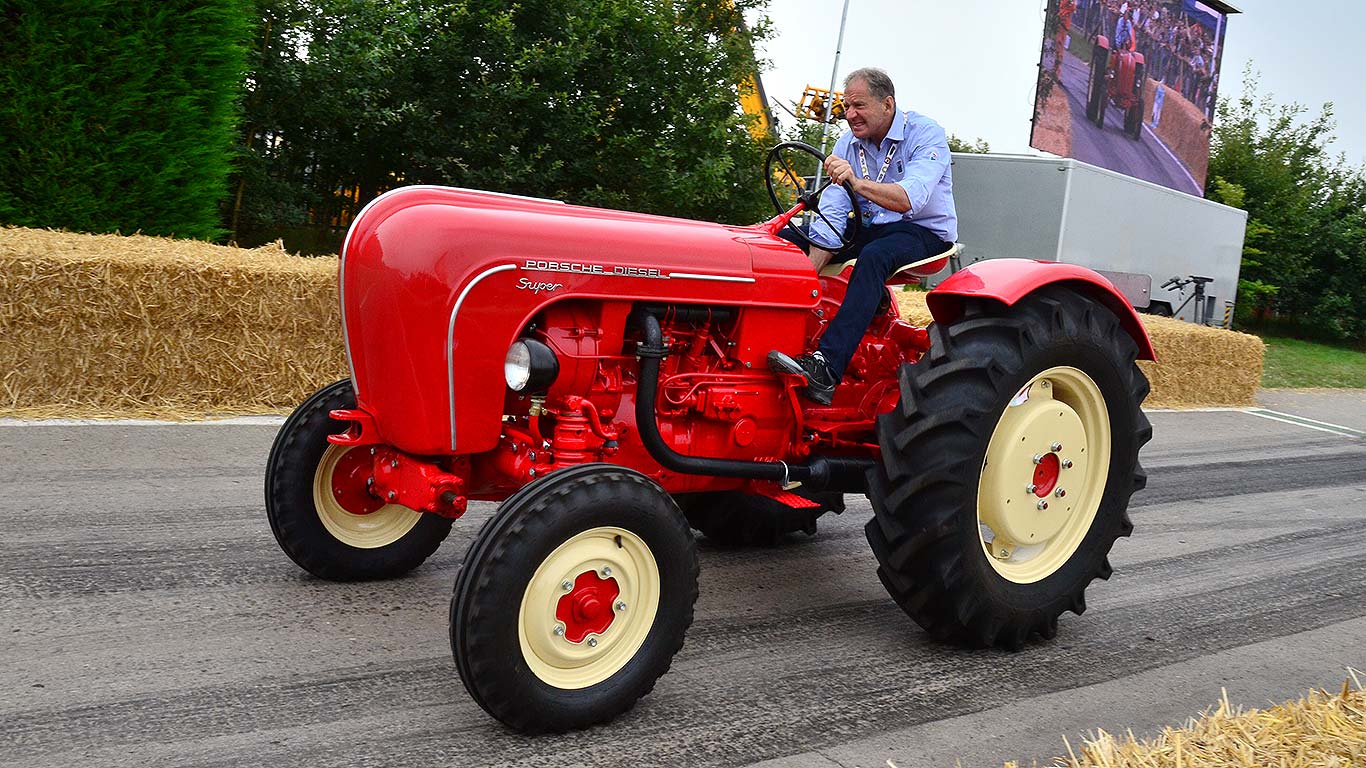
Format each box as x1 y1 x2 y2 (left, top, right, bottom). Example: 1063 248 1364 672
857 140 900 184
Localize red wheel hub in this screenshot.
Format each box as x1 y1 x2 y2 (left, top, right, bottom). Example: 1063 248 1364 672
330 448 384 515
1033 452 1061 497
556 570 620 643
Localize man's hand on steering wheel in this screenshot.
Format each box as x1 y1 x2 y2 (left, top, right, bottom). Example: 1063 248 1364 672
763 141 862 255
823 155 856 187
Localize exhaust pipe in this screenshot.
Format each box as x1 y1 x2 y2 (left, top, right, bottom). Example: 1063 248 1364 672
632 310 872 492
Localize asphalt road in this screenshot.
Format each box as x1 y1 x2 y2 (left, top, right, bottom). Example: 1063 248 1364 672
1056 47 1202 196
3 392 1364 768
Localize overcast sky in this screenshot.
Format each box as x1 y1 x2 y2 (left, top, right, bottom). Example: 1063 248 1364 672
752 0 1366 168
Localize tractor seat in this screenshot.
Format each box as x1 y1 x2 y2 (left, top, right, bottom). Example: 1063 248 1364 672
819 242 963 285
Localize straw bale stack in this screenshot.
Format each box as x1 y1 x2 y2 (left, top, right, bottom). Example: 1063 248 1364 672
1009 676 1365 767
895 290 1264 409
0 226 344 418
0 227 1264 418
1142 79 1212 187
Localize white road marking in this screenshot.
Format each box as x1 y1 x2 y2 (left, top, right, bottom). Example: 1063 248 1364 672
1244 408 1366 439
1141 120 1202 195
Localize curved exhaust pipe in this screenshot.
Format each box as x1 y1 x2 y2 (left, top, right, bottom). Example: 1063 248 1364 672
632 310 872 492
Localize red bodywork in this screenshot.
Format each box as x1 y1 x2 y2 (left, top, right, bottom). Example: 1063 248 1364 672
329 185 1151 507
1096 35 1145 111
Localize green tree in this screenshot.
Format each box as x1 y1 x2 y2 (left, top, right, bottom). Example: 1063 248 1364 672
948 134 990 154
0 0 249 239
234 0 774 251
1206 68 1366 342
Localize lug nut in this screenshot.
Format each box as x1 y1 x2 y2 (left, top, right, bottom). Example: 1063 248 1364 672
601 566 613 577
615 601 627 612
561 580 573 592
1026 483 1038 494
1033 454 1044 465
553 625 565 637
1037 500 1049 510
587 637 599 648
1051 442 1063 452
997 548 1011 558
1063 459 1074 469
335 489 342 496
1055 488 1067 498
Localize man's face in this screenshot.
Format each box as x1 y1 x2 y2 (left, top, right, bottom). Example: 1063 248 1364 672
843 79 896 141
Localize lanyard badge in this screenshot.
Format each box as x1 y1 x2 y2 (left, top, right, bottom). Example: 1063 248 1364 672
857 141 900 224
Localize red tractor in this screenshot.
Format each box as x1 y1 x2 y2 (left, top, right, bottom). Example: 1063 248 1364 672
1086 34 1146 140
265 142 1153 733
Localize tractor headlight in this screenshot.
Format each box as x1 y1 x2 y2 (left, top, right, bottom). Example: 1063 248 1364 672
504 338 559 393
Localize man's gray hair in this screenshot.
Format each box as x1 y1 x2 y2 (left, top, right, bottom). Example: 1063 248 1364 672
844 67 895 102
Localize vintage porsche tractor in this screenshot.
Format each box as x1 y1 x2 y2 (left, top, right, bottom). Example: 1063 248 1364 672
265 142 1153 733
1086 34 1146 140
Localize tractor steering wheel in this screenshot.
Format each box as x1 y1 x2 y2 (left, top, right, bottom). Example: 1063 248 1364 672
764 141 862 255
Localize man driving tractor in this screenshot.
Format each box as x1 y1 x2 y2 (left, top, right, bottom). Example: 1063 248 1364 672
768 67 958 405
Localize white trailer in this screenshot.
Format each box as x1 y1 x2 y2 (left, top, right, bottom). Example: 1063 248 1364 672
937 154 1248 326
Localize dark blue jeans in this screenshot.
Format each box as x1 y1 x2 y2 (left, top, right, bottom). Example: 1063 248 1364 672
783 220 952 381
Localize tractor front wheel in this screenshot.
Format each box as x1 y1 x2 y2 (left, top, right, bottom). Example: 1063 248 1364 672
866 286 1151 649
450 464 698 733
265 380 453 580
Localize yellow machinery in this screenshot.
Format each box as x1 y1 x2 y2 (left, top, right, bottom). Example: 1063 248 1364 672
797 85 845 123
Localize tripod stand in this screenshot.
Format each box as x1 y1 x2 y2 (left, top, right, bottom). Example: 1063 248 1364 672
1161 275 1215 325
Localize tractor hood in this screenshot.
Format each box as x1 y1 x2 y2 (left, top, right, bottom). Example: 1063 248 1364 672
339 185 817 455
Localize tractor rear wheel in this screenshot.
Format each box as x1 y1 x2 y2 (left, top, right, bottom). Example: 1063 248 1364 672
866 286 1150 650
265 380 453 580
676 489 844 546
450 464 698 733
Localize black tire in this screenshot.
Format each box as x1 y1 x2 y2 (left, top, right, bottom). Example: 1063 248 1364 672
265 380 453 581
677 489 844 546
450 464 699 733
866 286 1151 650
1125 62 1146 140
1088 45 1110 129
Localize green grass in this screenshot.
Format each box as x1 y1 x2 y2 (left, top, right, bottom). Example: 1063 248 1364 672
1261 335 1366 388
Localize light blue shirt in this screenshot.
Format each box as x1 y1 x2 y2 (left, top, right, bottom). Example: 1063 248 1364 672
809 108 958 248
1115 17 1134 49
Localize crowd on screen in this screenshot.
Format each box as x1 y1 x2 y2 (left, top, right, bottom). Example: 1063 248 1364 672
1072 0 1222 119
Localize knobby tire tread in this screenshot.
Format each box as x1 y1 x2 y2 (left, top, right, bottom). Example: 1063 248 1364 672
866 286 1151 650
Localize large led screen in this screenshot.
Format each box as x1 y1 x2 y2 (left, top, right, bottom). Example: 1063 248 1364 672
1031 0 1233 196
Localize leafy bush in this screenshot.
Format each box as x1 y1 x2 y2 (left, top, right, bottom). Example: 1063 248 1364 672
0 1 249 239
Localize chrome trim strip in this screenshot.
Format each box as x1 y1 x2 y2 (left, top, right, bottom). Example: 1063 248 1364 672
447 263 519 451
666 272 756 283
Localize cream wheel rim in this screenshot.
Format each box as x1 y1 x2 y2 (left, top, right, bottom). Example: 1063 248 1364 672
313 444 422 549
518 526 661 690
976 366 1111 584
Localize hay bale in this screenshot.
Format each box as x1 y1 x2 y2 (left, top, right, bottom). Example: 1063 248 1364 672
1030 73 1073 159
895 290 1264 408
1009 678 1366 767
1143 79 1211 187
0 227 1265 418
0 226 344 418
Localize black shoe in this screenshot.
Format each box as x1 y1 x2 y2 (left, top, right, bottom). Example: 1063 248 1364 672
767 350 836 405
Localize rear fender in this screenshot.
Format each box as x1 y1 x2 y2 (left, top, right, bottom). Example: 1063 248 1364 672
926 259 1155 360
